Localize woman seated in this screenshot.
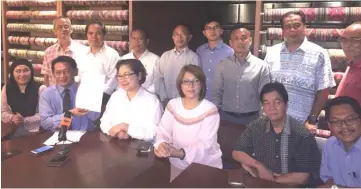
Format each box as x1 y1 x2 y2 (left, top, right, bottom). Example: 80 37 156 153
154 65 222 181
1 59 46 139
100 59 162 141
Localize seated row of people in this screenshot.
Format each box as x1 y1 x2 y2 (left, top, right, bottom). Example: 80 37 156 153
2 56 360 187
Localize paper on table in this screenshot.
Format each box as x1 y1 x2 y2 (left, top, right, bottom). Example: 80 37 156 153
43 130 86 145
76 74 105 112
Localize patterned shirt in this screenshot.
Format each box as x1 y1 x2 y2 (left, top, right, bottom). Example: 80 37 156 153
196 41 234 100
320 136 361 187
154 47 200 101
41 40 87 86
335 59 361 105
265 37 335 122
234 115 321 182
212 52 271 113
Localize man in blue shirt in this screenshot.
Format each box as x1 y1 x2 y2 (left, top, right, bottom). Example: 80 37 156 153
196 19 233 100
39 56 100 131
320 96 361 187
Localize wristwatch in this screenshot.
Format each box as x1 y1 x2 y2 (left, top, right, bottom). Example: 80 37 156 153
307 114 318 125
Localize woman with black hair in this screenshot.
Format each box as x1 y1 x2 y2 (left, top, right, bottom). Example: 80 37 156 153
1 59 46 139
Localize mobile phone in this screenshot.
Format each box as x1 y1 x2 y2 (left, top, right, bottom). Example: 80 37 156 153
228 169 246 188
31 145 54 155
47 155 69 167
137 141 152 157
2 149 21 161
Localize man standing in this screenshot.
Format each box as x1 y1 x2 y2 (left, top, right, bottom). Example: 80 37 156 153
154 25 200 107
121 28 159 93
77 21 120 107
335 22 361 105
264 11 335 131
196 20 234 100
212 26 270 125
42 16 86 86
39 56 100 131
320 96 361 188
233 82 321 187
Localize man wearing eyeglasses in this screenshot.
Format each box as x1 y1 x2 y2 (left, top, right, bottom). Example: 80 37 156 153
264 11 335 133
196 19 234 100
335 22 361 106
39 56 100 131
212 26 270 125
319 96 361 188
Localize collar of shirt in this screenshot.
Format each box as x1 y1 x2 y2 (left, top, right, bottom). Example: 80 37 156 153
350 59 361 69
121 87 145 102
231 51 252 65
173 47 188 55
335 136 361 151
264 115 291 135
205 40 224 51
86 43 107 55
56 82 77 95
55 39 76 53
281 37 309 53
131 49 149 59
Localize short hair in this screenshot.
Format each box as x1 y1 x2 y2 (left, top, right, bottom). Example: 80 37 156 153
53 16 71 29
325 96 361 120
229 24 249 38
51 56 77 72
131 27 149 40
173 24 192 35
260 82 289 103
85 20 106 36
115 59 147 85
280 10 306 28
204 19 222 29
176 65 206 101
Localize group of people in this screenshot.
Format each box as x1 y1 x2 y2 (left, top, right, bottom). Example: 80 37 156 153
1 10 361 187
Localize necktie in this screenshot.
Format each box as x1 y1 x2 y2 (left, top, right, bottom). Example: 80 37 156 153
63 88 71 113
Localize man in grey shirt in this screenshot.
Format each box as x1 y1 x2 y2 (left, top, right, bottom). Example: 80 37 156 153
212 26 271 125
154 25 200 108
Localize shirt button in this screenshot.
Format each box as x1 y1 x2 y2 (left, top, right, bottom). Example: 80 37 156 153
276 155 279 158
276 139 279 142
210 60 212 62
208 69 211 71
236 96 239 98
237 86 239 88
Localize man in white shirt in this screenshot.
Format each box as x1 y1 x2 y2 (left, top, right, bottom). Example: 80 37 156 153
154 25 200 107
77 21 120 107
121 28 159 93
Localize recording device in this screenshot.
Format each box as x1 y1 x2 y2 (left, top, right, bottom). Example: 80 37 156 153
31 145 54 155
316 129 331 138
58 111 72 142
47 155 70 167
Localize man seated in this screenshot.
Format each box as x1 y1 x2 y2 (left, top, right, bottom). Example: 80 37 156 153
319 96 361 188
39 56 100 131
232 82 321 187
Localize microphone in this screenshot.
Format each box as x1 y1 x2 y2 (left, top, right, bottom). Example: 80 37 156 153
316 129 331 138
58 111 72 142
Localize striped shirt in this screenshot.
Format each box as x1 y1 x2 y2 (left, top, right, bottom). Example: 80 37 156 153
154 47 200 101
234 115 321 184
265 38 335 122
41 40 87 86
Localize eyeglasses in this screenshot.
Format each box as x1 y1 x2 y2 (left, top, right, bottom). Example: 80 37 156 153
205 25 220 31
116 73 135 80
338 37 361 44
54 70 71 77
181 79 200 86
283 23 303 30
329 116 360 128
